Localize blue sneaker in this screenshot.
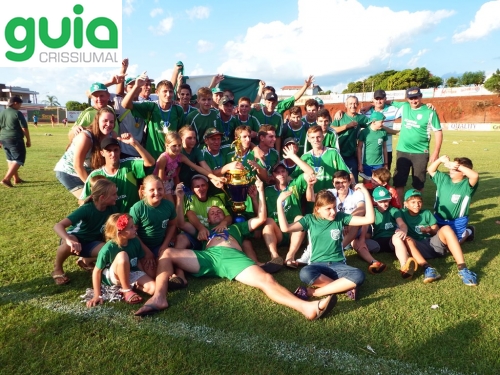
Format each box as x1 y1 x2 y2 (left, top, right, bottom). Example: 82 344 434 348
458 268 477 286
423 267 441 284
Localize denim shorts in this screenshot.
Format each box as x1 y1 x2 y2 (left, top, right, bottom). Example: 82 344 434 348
56 171 85 192
362 164 384 178
300 261 365 287
1 138 26 165
59 239 102 258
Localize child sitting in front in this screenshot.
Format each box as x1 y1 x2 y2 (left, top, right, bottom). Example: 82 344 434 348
86 213 156 307
427 155 478 243
367 167 401 209
399 189 478 286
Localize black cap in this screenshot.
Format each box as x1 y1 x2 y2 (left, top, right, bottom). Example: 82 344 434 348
7 96 23 107
100 137 120 149
220 96 235 106
264 92 278 101
373 89 386 99
406 87 422 99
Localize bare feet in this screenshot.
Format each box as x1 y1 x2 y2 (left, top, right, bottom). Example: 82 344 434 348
134 297 169 317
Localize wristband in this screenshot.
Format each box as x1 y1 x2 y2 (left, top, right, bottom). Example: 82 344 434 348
98 295 103 299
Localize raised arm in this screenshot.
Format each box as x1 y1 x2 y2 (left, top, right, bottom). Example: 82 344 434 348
293 75 314 101
348 184 374 226
247 177 266 231
118 133 155 167
122 72 148 109
116 58 128 96
277 190 305 233
282 145 314 176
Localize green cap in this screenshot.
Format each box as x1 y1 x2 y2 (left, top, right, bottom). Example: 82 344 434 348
211 87 223 94
372 186 391 202
203 127 224 139
404 189 422 201
89 82 108 95
315 97 324 105
124 76 137 85
369 111 385 123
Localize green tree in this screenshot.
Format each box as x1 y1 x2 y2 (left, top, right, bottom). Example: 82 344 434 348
42 94 61 107
446 77 459 87
484 69 500 95
459 71 485 86
65 101 89 111
428 76 443 88
318 90 332 95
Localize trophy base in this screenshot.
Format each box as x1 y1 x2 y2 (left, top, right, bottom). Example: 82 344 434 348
232 202 246 212
234 213 246 223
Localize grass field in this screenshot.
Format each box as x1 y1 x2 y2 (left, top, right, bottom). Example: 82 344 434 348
1 126 500 374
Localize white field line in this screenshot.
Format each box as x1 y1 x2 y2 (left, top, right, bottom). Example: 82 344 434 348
0 289 471 375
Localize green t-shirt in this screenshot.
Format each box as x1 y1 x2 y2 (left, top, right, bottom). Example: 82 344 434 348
304 128 339 154
130 101 184 159
186 195 230 228
186 109 220 146
399 208 437 241
251 108 283 137
95 237 144 272
331 114 369 158
216 116 240 150
178 147 204 185
264 176 305 224
281 122 308 156
80 158 146 213
130 199 177 249
431 170 478 220
297 147 349 192
299 213 352 263
201 147 230 198
372 207 399 239
248 147 280 175
358 127 387 166
275 96 295 115
0 107 28 140
391 101 442 154
66 202 117 243
235 115 261 134
226 221 251 248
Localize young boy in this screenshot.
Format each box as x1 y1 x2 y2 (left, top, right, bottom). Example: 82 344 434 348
304 109 339 153
427 155 478 243
281 106 308 156
399 189 478 286
369 167 401 209
368 186 417 279
357 111 388 180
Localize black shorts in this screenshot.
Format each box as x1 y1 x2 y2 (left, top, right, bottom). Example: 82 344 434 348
393 151 429 190
372 237 395 253
415 235 448 259
0 138 26 165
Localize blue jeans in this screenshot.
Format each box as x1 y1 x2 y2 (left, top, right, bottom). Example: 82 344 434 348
342 155 358 183
300 262 365 286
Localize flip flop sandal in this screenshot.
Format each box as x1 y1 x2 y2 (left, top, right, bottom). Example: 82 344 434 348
293 286 309 301
121 289 143 304
314 294 338 320
52 273 70 285
168 276 187 290
285 259 298 269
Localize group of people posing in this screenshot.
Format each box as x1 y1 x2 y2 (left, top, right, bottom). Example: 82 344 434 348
49 61 479 319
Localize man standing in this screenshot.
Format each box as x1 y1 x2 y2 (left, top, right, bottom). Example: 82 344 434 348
331 96 369 183
391 87 442 201
0 97 31 187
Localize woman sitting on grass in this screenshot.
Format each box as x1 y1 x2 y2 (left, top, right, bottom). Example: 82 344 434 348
87 213 156 307
51 178 118 285
277 184 374 301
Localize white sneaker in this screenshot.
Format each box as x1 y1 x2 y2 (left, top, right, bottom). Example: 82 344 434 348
296 244 311 265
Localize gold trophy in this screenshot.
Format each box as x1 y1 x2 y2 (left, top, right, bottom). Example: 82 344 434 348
224 139 255 221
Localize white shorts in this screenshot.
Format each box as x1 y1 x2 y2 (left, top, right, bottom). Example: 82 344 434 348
103 268 146 286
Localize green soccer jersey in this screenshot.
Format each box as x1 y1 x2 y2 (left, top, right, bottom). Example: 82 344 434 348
431 170 478 220
186 195 230 228
130 199 177 249
299 212 352 263
201 147 230 198
235 115 261 134
186 110 220 146
66 202 117 243
264 176 305 224
95 238 144 272
131 101 184 159
248 147 280 175
391 102 441 154
251 108 283 137
275 96 295 115
358 127 387 166
216 116 240 150
399 208 437 241
297 147 350 191
331 114 369 158
304 127 339 154
81 158 146 213
281 122 308 156
372 207 399 239
178 147 204 185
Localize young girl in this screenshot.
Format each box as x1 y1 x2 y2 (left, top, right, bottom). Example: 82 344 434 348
130 175 177 278
86 213 156 307
52 178 118 285
277 184 375 301
54 107 117 200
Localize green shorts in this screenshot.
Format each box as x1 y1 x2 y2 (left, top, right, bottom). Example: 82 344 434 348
193 246 256 280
